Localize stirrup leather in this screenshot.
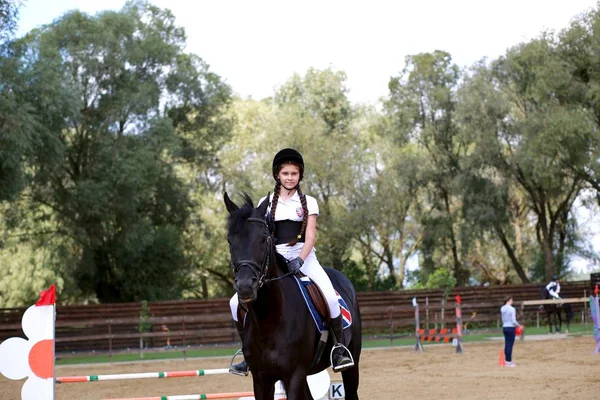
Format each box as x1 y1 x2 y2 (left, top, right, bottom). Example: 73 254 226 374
229 349 249 376
330 343 354 372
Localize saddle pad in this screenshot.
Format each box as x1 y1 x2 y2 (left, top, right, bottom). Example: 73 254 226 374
293 275 352 332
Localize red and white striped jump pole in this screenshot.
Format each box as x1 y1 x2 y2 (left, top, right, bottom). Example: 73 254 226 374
56 368 230 383
101 392 255 400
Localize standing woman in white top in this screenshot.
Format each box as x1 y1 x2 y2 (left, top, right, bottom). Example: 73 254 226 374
500 296 523 367
229 148 354 375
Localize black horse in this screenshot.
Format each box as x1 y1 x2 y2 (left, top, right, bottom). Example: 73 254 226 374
541 289 573 334
224 192 361 400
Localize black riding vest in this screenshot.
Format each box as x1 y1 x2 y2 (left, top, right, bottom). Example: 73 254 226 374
274 220 305 244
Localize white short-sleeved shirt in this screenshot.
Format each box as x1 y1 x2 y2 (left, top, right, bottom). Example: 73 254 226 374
258 192 319 221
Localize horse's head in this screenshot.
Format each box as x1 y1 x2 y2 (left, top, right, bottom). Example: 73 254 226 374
224 191 272 304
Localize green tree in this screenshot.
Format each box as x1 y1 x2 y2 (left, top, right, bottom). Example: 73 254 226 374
386 51 470 285
456 64 533 283
6 1 231 302
459 37 586 281
350 119 426 288
0 0 32 203
557 7 600 208
0 0 20 44
275 67 352 134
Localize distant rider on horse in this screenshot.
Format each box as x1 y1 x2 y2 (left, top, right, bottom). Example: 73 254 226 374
545 275 561 300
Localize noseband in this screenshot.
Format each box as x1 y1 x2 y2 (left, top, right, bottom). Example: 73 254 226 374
232 217 272 288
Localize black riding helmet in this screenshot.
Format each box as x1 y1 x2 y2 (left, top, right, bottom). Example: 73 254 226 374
272 148 304 181
552 275 559 281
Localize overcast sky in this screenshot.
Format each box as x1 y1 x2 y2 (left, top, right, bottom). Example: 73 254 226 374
17 0 600 105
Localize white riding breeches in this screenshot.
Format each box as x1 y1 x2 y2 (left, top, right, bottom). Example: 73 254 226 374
229 243 341 322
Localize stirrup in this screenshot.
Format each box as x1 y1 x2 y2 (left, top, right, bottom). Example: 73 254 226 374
330 343 354 373
229 349 249 376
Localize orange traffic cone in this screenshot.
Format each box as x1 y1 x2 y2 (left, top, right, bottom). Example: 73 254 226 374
498 349 505 367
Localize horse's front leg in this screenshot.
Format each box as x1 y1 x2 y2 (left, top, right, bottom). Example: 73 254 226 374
547 313 554 333
252 373 276 400
283 371 312 400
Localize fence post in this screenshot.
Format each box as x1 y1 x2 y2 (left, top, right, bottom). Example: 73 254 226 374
454 295 463 353
520 302 526 340
441 299 445 329
182 317 187 361
425 297 429 330
584 289 588 325
138 300 151 360
108 321 112 363
388 307 394 346
413 297 423 352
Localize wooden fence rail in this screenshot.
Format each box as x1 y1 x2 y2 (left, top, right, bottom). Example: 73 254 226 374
0 280 594 355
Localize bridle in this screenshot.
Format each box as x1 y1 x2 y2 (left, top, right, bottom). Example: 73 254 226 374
231 217 273 288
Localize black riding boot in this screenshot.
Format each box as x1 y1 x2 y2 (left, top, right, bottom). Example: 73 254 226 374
330 314 354 373
229 325 249 376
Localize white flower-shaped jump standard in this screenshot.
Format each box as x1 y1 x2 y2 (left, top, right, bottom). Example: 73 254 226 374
0 285 56 400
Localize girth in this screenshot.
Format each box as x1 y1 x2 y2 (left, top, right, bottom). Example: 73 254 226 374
274 220 305 243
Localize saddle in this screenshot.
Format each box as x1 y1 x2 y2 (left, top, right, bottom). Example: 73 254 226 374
236 272 352 331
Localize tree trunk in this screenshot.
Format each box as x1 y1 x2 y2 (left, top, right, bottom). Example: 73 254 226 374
442 189 465 286
494 224 529 283
542 236 555 281
93 247 121 303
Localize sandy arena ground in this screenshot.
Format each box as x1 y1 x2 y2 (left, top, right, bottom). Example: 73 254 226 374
1 335 599 399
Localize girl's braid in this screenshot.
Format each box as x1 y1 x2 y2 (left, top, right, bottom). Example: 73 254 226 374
270 181 281 235
287 183 309 247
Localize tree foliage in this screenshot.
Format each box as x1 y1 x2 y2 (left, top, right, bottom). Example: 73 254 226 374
3 2 600 305
1 0 231 303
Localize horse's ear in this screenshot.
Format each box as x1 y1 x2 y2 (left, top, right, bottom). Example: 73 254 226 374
224 191 239 214
256 192 270 218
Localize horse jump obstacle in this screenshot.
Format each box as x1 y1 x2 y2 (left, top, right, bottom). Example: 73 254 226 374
56 369 230 383
55 369 331 400
102 393 255 400
0 285 332 400
519 296 590 339
57 368 258 400
413 295 463 353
